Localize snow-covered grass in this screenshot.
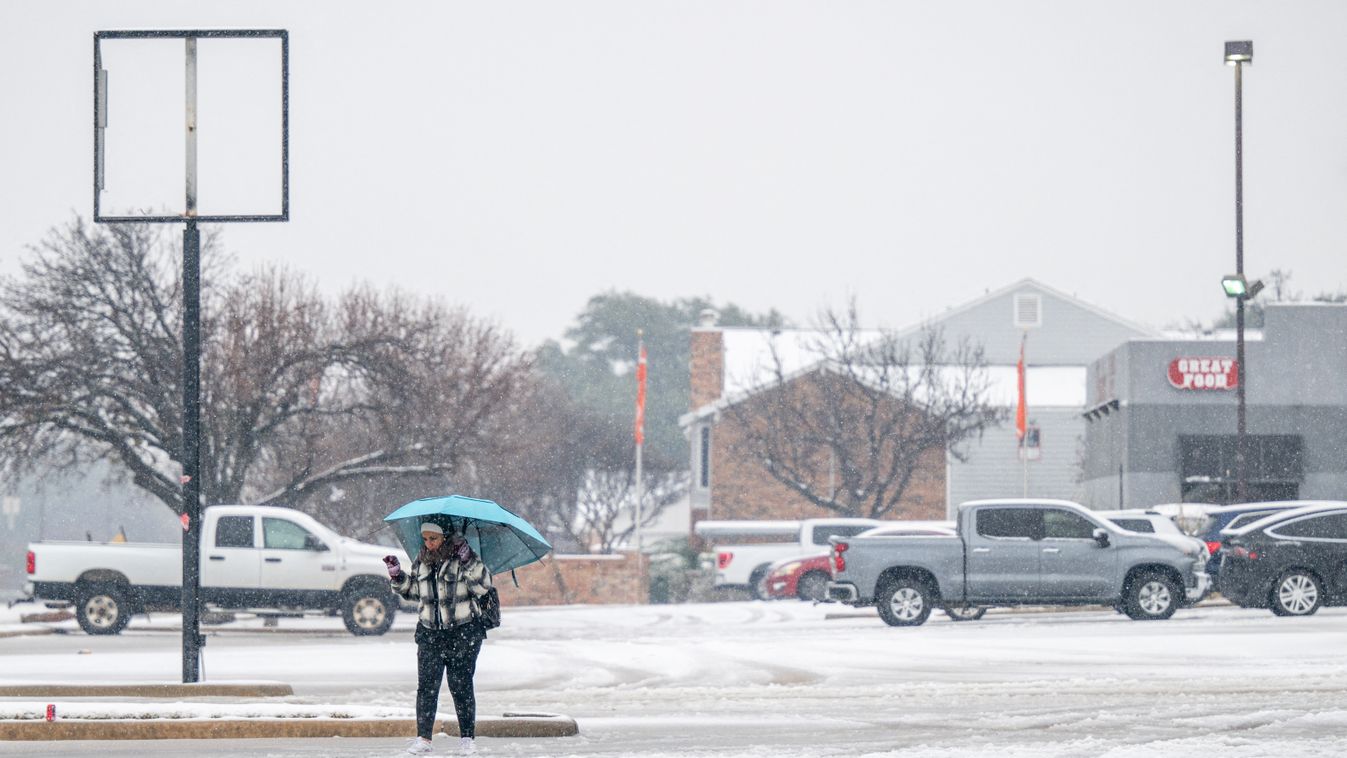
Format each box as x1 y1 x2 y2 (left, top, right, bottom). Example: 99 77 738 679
2 599 1346 756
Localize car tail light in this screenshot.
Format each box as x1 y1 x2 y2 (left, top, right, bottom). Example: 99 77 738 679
1229 545 1259 560
26 550 35 574
717 551 733 570
833 542 848 573
1205 541 1222 555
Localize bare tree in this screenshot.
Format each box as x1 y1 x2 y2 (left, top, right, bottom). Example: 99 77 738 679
725 302 1002 519
563 468 686 553
0 218 539 526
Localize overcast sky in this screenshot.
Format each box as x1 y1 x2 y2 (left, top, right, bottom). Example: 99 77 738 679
2 2 1345 348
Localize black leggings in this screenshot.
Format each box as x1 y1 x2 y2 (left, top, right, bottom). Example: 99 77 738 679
415 624 485 739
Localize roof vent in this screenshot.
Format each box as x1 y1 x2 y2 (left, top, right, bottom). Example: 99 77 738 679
1014 293 1042 329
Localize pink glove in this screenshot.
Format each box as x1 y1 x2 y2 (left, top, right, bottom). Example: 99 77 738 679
383 555 402 579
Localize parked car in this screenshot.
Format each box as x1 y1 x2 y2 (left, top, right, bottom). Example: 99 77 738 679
1218 502 1347 616
828 499 1210 626
24 505 405 636
763 522 955 603
696 518 881 599
1195 502 1315 581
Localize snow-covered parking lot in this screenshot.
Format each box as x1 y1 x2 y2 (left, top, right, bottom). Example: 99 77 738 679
2 599 1346 756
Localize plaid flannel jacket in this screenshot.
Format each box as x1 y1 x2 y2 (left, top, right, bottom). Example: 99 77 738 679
391 556 492 630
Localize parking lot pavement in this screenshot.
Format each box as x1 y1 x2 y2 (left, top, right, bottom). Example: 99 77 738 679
1 601 1345 756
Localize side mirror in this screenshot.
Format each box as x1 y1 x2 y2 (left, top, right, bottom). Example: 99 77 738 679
1092 528 1111 548
304 535 329 552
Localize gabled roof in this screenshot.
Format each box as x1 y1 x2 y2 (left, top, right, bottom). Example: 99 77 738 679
932 278 1161 341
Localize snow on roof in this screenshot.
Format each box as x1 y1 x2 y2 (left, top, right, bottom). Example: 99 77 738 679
709 327 1086 419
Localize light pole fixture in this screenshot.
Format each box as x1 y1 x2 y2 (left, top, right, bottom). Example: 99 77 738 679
1220 274 1264 299
1225 39 1252 503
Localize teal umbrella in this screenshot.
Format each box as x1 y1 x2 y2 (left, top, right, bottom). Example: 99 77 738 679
384 495 552 575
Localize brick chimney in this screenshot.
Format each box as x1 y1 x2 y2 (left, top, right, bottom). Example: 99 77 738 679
689 309 723 410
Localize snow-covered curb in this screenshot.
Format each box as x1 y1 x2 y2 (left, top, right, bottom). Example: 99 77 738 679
0 702 415 721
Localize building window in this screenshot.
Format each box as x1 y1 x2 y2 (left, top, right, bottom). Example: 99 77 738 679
1178 435 1303 504
698 426 712 490
1013 293 1042 328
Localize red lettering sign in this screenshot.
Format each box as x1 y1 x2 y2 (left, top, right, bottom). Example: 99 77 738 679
1167 357 1238 390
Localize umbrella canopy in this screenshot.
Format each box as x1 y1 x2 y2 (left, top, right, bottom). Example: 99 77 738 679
384 495 552 575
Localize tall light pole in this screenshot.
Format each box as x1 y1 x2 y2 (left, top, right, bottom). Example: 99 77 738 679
1225 40 1253 503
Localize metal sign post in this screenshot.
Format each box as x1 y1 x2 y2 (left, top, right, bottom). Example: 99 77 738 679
94 28 289 683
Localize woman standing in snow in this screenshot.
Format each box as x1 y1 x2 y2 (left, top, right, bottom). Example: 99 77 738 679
385 522 493 755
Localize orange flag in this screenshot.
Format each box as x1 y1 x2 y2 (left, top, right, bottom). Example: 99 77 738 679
1015 336 1027 441
634 342 647 446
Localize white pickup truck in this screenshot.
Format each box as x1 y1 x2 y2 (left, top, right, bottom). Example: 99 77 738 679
695 518 881 599
24 505 406 636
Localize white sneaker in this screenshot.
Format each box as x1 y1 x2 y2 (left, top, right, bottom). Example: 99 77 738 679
404 737 434 754
458 736 476 754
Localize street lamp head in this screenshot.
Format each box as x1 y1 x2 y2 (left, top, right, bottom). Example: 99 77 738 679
1221 274 1265 299
1225 40 1253 65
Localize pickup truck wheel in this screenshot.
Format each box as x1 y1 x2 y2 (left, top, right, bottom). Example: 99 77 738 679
943 605 987 622
343 587 396 636
796 571 830 602
1122 572 1180 621
875 578 934 627
1270 570 1323 617
75 584 133 635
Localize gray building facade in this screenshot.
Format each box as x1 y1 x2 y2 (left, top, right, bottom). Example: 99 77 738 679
1082 303 1347 509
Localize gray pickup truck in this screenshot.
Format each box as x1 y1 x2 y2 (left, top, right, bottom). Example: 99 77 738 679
827 499 1210 626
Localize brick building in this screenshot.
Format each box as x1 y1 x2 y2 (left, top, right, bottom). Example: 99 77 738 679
682 280 1157 523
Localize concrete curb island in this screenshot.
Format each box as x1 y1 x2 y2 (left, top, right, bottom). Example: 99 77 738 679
0 713 579 741
0 682 295 697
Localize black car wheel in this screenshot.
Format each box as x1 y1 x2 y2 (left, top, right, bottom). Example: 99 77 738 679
1122 571 1180 621
1270 570 1323 617
342 586 396 636
75 583 133 635
796 571 830 602
748 566 772 601
943 605 987 622
875 577 934 627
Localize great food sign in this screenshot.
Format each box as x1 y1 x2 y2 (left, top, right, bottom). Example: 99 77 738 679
1168 357 1238 390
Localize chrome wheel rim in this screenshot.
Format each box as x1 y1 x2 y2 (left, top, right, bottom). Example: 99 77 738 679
352 597 387 629
1278 574 1318 614
888 587 924 621
83 595 119 629
947 606 981 620
1138 581 1172 615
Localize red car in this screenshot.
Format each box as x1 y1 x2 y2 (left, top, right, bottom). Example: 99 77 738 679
764 523 958 602
763 551 833 601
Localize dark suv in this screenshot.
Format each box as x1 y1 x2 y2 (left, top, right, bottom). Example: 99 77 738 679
1218 503 1347 616
1196 502 1309 580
